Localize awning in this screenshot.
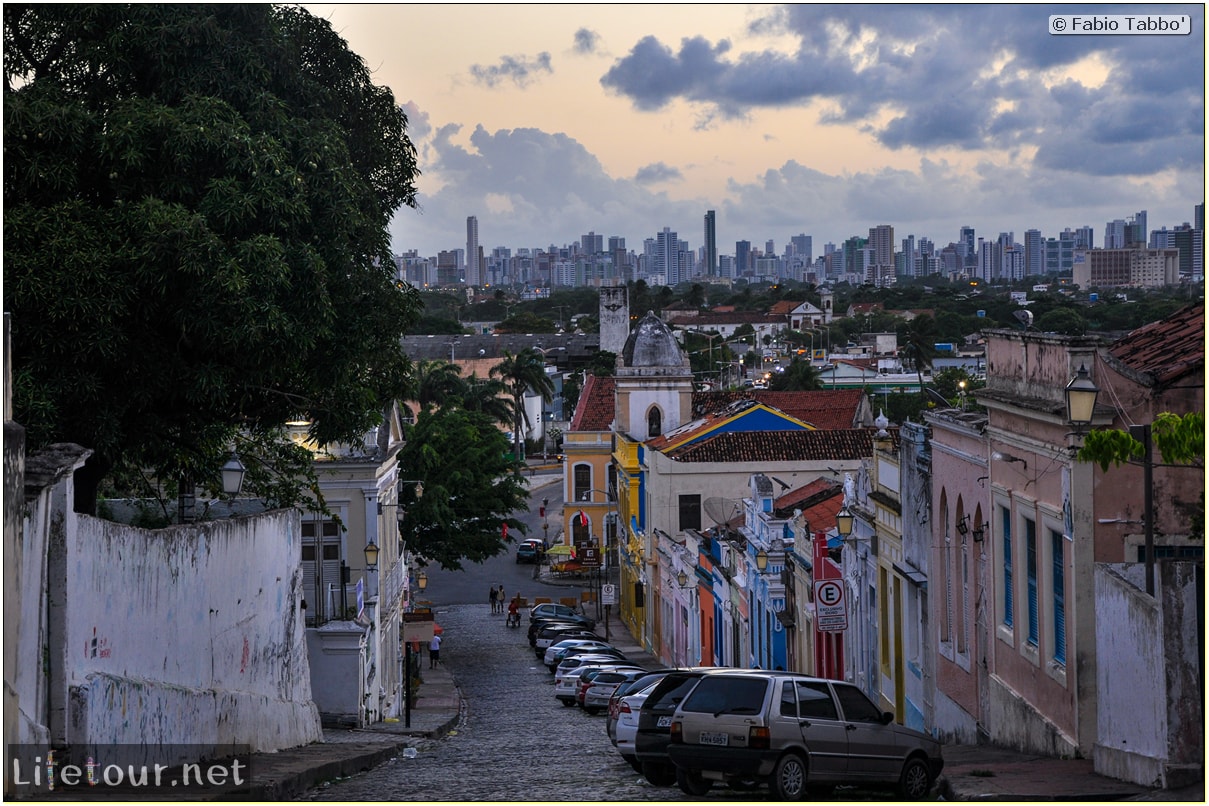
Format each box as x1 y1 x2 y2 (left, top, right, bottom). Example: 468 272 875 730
893 562 928 587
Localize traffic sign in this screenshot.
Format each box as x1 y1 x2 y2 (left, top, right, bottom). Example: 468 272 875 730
601 583 617 605
815 579 847 632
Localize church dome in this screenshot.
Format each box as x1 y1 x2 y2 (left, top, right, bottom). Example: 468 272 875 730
621 311 687 368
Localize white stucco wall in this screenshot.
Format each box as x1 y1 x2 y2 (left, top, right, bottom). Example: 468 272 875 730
65 510 321 761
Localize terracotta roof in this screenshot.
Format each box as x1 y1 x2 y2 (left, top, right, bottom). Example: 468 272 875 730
666 429 876 462
693 389 865 430
768 301 801 315
1107 303 1204 389
569 374 615 431
774 477 843 515
646 399 810 452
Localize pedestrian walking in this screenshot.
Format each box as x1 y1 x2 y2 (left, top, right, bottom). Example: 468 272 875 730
489 585 498 614
429 633 442 668
496 584 506 611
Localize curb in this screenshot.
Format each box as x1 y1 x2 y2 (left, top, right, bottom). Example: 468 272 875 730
938 775 1151 802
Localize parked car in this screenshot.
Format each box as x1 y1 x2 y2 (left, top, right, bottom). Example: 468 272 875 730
528 616 590 645
551 648 627 674
533 626 600 654
634 668 723 786
555 662 642 707
543 638 615 666
581 668 648 714
515 539 544 564
530 602 595 632
609 673 670 772
666 670 945 800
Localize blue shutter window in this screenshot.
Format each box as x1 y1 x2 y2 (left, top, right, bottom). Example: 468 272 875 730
1002 507 1013 628
1052 530 1066 665
1026 518 1038 647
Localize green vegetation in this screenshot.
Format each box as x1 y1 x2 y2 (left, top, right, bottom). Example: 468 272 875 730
5 5 422 509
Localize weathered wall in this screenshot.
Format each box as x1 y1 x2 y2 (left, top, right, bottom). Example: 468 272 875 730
62 510 321 762
306 624 365 725
1094 562 1203 788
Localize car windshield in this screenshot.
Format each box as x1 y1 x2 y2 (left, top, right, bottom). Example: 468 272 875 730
681 676 768 716
645 674 703 713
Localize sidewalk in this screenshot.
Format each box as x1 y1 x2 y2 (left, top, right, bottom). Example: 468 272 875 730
230 661 463 800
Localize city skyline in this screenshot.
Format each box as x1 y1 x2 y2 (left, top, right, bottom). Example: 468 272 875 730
306 4 1205 258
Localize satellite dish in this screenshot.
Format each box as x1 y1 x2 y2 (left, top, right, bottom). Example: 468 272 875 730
923 386 952 407
1013 309 1034 329
703 497 743 530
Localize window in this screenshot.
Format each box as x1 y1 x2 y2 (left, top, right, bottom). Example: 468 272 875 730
780 682 798 717
681 676 767 714
678 494 701 532
797 681 839 720
1025 517 1038 646
648 407 662 438
833 683 883 723
1001 506 1013 628
1051 529 1066 665
573 464 592 502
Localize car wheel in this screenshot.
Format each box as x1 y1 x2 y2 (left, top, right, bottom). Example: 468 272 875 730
641 761 676 787
676 767 713 796
584 706 600 715
624 755 643 773
770 752 808 800
898 756 933 800
560 700 576 708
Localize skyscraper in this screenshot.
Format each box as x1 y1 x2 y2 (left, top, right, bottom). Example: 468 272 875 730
466 216 480 286
703 210 717 277
959 226 976 268
868 225 894 272
657 227 679 284
790 234 812 265
735 240 751 276
1024 229 1044 277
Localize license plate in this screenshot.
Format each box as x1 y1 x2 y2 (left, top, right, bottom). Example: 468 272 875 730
657 715 672 728
699 731 730 746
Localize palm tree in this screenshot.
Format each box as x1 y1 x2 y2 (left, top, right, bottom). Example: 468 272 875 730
492 348 556 467
900 315 939 398
459 373 512 425
411 360 467 411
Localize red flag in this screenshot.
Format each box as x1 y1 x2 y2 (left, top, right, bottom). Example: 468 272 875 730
502 522 509 541
577 510 588 527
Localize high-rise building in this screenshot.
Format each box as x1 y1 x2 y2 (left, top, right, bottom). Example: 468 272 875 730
1104 219 1126 249
1124 211 1147 247
657 227 680 284
466 216 480 286
736 240 751 275
1024 229 1044 277
608 236 626 253
765 239 776 259
1073 226 1094 250
789 234 812 265
959 226 976 268
868 225 893 271
703 210 717 277
581 231 603 254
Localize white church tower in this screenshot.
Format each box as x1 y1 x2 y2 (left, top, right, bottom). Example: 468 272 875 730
613 311 694 441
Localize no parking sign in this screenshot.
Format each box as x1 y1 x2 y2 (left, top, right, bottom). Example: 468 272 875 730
814 579 847 632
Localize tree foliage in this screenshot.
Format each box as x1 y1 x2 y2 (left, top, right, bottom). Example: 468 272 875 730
492 348 556 465
1078 412 1205 471
394 407 529 570
4 5 422 508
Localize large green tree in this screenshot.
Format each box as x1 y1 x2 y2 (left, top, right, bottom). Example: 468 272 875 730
394 407 529 570
4 5 422 509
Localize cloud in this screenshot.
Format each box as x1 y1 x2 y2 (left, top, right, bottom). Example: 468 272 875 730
634 162 683 184
573 27 601 55
469 52 553 88
598 4 1204 172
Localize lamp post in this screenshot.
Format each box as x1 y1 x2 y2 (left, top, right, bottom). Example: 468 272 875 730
958 379 967 411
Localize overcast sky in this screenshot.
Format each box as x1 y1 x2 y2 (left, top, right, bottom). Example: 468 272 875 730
307 4 1204 260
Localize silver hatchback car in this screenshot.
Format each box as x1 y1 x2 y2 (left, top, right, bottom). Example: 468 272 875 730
667 671 944 800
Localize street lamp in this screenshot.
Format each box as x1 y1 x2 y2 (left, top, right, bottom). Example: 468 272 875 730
755 549 769 573
417 571 428 592
220 452 246 496
363 540 380 571
1064 364 1099 432
835 506 854 539
958 379 967 411
676 570 689 588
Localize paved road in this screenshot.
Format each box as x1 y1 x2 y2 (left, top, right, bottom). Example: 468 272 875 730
300 602 705 802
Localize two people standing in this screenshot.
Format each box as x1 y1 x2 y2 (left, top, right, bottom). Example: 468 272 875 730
488 583 507 614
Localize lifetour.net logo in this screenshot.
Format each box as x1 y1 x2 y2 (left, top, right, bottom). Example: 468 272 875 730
6 744 252 796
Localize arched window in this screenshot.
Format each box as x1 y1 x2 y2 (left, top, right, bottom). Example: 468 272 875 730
648 407 662 438
573 464 592 502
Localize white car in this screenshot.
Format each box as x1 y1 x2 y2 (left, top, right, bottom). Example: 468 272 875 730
610 675 666 770
582 668 649 714
554 662 639 706
543 639 615 667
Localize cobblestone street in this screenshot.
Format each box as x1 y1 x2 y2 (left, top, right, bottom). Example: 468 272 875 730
299 603 708 802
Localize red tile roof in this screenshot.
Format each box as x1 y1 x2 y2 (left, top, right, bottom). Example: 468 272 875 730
666 428 876 462
768 301 801 315
1107 303 1204 388
569 374 615 431
773 478 845 531
693 389 865 430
